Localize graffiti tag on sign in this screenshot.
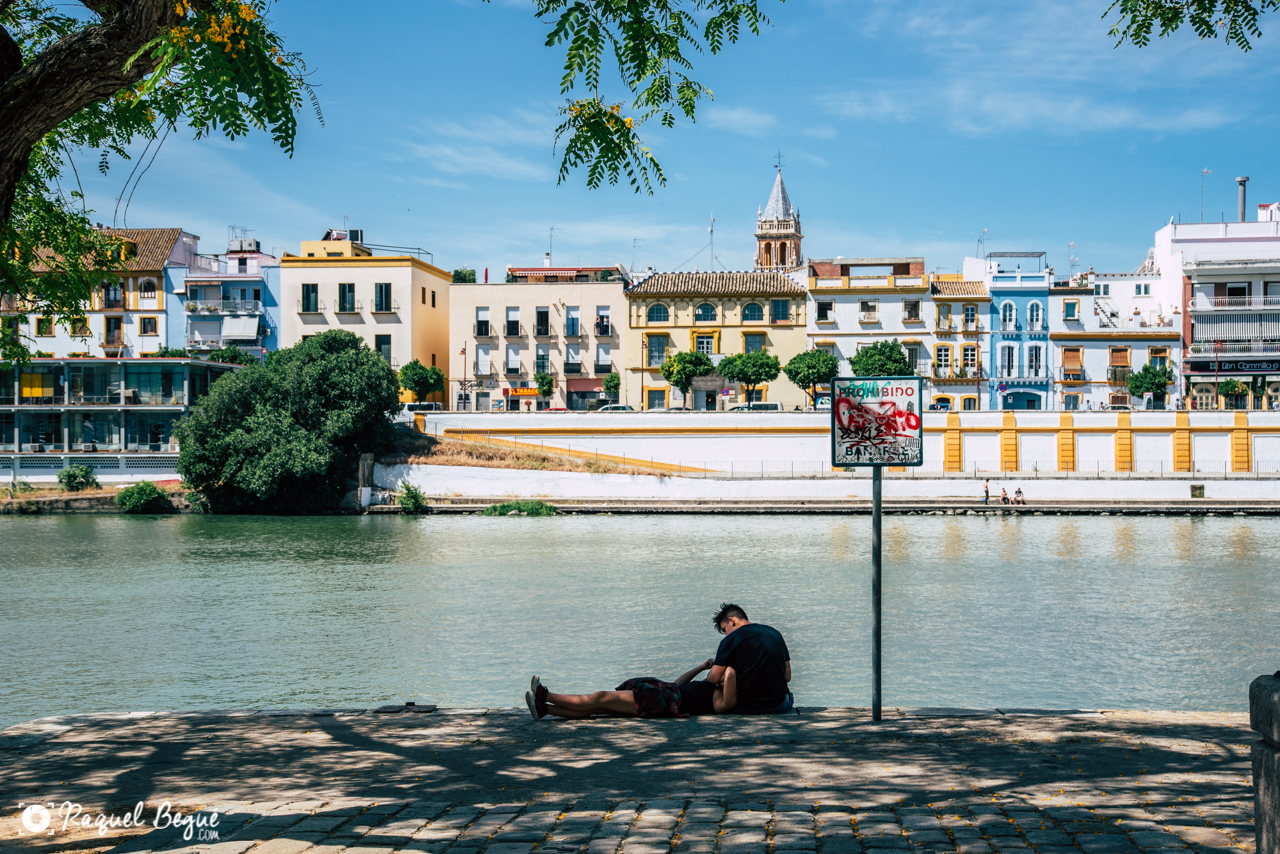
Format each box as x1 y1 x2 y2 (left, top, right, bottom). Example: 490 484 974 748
831 376 924 466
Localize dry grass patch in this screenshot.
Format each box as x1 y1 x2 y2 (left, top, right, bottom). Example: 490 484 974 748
380 433 665 477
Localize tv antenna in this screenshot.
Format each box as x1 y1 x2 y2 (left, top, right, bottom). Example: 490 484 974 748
343 213 353 230
549 225 559 265
976 228 989 258
1201 168 1212 222
709 213 715 268
1068 242 1079 277
631 237 643 272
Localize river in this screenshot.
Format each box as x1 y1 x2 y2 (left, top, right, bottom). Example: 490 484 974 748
1 514 1275 727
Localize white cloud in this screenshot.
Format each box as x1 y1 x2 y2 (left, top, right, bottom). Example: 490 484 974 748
702 105 778 136
402 142 551 182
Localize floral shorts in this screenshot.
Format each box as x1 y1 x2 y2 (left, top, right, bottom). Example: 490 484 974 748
615 677 682 718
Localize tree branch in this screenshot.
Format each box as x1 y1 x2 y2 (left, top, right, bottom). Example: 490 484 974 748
0 24 20 87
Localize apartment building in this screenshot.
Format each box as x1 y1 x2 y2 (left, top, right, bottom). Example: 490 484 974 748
625 271 809 410
174 235 281 358
449 262 629 411
962 253 1054 410
279 229 451 402
928 277 991 411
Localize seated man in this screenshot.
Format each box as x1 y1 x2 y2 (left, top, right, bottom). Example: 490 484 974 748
525 660 736 720
708 603 793 714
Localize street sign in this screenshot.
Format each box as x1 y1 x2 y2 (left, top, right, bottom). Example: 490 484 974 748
831 376 924 467
828 374 924 724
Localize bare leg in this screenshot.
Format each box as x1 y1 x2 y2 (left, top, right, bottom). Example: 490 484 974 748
543 690 637 719
712 667 737 714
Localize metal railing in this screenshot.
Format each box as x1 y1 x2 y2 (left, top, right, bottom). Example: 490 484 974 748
472 361 493 376
1000 321 1017 331
474 321 494 337
372 299 400 314
505 321 524 337
563 362 582 375
534 324 553 337
1056 367 1089 381
859 312 879 323
594 361 613 374
100 334 126 348
1192 295 1280 310
564 320 582 337
594 320 613 336
932 365 986 380
335 300 363 314
505 363 523 376
535 358 554 374
18 393 63 405
297 300 326 313
1108 366 1132 383
185 299 262 313
1187 341 1280 355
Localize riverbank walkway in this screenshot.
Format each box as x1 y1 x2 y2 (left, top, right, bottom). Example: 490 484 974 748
0 707 1255 854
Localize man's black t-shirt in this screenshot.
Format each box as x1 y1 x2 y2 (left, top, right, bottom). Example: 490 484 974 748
677 680 717 716
714 623 790 710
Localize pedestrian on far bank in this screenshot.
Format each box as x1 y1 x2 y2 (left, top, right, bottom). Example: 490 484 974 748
1001 488 1010 505
710 604 793 715
982 479 989 505
1014 487 1025 505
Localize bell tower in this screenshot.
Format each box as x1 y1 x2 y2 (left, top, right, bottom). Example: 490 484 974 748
755 168 802 271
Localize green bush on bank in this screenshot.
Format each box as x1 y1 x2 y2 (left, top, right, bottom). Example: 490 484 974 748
115 481 174 514
397 483 430 514
57 464 99 492
482 499 557 517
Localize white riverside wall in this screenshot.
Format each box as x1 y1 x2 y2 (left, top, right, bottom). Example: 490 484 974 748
376 464 1280 502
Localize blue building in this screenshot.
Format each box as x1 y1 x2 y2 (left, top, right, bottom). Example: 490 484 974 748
965 252 1053 410
166 236 281 359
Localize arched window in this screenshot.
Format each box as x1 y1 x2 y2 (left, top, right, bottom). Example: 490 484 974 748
742 302 764 322
694 303 717 322
1001 302 1016 329
141 279 157 298
935 345 952 372
647 303 669 323
778 242 788 266
1027 301 1042 330
962 344 977 368
763 244 772 267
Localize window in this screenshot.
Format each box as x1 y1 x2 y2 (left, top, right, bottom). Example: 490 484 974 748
566 306 580 336
1027 302 1042 331
1110 392 1131 407
431 290 436 308
1028 345 1042 377
139 316 158 336
535 307 551 336
375 335 392 364
506 343 521 374
647 335 667 367
816 300 833 322
338 283 356 312
238 257 248 274
962 344 977 369
859 299 879 321
1001 302 1016 330
937 304 952 329
694 303 717 322
962 397 978 411
1109 347 1131 383
963 304 976 329
431 354 436 367
301 283 319 312
565 342 581 373
421 287 426 305
647 303 669 323
71 317 89 337
374 282 392 313
141 279 157 298
1062 347 1083 380
1063 393 1081 411
596 343 611 370
253 287 262 302
1063 299 1079 320
771 299 790 323
647 389 667 410
742 302 764 322
1000 345 1016 377
595 306 612 335
475 307 491 336
1135 283 1150 296
696 334 715 354
35 317 53 336
1148 347 1169 369
904 345 919 370
744 333 765 354
935 345 951 372
903 300 921 321
506 306 520 336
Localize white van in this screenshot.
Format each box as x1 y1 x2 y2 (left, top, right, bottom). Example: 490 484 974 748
728 401 784 412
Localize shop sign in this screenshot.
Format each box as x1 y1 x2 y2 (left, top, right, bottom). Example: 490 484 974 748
1186 359 1280 374
504 387 541 397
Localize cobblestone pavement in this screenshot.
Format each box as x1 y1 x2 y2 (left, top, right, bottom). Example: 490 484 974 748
0 709 1256 854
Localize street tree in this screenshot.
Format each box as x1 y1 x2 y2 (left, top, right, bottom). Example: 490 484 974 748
660 350 714 408
782 348 839 405
849 340 911 377
535 370 554 400
452 268 476 284
1126 364 1174 405
176 329 401 513
718 350 780 404
400 359 445 402
602 371 621 399
207 344 258 366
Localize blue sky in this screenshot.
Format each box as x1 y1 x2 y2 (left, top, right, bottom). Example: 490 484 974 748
75 0 1280 276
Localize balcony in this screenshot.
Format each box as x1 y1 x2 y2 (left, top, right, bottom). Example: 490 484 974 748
535 358 554 374
505 321 524 337
100 334 127 352
474 321 494 337
534 324 553 337
936 319 954 332
563 320 583 338
185 299 262 314
505 363 523 376
472 361 493 376
297 300 326 313
594 320 613 336
371 300 400 314
931 365 986 382
1187 341 1280 355
594 361 613 374
858 312 879 323
1000 321 1017 332
101 298 125 310
19 392 64 405
563 362 582 375
1108 366 1132 384
122 389 185 406
1056 367 1089 382
1191 295 1280 311
335 300 363 314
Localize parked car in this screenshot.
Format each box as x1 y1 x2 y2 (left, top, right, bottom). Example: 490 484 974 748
404 402 444 412
543 407 569 412
1101 403 1133 411
654 406 692 412
728 401 784 412
597 404 635 412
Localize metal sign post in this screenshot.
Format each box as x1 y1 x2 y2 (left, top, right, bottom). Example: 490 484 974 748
830 376 924 722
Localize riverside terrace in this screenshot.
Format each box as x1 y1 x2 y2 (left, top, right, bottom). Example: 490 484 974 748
0 707 1256 854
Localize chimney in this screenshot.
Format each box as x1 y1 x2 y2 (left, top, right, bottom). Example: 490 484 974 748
544 252 551 268
1237 176 1249 222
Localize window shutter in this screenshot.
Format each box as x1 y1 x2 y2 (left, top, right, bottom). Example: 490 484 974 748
1063 348 1082 369
1109 348 1128 367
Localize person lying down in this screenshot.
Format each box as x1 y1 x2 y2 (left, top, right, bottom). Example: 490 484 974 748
525 660 736 720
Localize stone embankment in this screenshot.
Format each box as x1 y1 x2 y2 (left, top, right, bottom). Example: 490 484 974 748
0 705 1257 854
0 491 192 515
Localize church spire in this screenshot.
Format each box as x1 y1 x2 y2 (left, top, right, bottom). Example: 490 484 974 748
755 168 802 272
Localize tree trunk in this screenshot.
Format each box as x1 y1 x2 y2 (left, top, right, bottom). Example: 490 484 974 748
0 1 180 222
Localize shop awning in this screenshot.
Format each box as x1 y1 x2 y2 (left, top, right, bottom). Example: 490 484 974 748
221 316 259 339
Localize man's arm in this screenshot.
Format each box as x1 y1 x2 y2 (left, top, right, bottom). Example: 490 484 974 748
707 664 727 684
785 661 792 683
675 659 714 685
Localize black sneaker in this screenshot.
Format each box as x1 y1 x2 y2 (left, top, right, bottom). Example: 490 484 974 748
530 676 548 716
525 690 542 720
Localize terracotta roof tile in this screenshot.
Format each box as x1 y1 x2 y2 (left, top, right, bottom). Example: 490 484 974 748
32 227 182 273
628 271 806 297
931 280 989 297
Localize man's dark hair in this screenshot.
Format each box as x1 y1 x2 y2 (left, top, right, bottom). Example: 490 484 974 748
713 603 748 634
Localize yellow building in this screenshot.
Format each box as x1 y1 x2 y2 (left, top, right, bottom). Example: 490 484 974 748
624 272 810 410
280 229 450 403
